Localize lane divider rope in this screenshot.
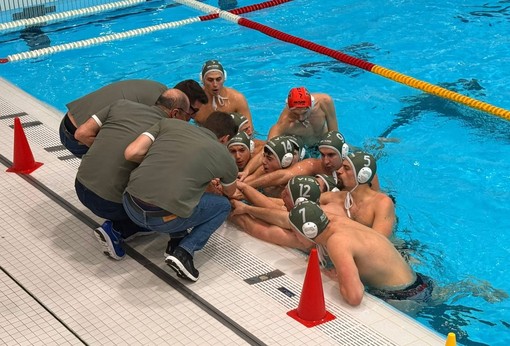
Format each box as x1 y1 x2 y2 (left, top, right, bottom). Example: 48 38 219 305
1 17 201 63
0 0 289 64
176 0 510 121
0 0 150 33
2 0 508 120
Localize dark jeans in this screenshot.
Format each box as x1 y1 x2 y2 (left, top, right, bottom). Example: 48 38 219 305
59 113 88 158
75 179 145 239
123 192 231 256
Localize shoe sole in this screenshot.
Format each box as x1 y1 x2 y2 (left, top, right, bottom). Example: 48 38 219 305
165 255 198 282
94 227 124 260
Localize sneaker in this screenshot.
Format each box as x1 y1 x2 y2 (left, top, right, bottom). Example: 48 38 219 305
163 227 193 257
122 230 157 242
94 220 125 260
165 247 199 282
164 237 182 258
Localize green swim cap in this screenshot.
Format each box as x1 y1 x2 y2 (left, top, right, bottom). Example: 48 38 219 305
287 175 321 205
201 60 227 80
288 200 330 240
346 151 377 184
230 112 249 130
265 135 295 168
318 131 349 159
315 174 339 192
228 131 253 153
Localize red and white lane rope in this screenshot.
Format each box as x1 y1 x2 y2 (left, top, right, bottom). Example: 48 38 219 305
176 0 510 121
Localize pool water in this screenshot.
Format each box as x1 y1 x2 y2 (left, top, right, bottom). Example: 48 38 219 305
1 1 510 345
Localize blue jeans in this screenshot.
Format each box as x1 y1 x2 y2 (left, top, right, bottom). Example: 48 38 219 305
75 179 146 239
123 192 231 256
59 114 88 158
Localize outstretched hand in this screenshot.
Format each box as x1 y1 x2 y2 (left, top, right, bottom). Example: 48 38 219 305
237 171 248 182
230 199 248 216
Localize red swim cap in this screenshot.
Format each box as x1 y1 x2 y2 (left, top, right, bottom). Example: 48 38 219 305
287 87 312 108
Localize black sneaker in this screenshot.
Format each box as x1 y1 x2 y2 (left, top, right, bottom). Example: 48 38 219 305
164 237 182 258
165 247 199 282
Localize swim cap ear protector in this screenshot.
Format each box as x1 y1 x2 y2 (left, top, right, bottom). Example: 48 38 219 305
200 60 227 82
287 175 322 205
265 135 295 168
287 87 312 108
318 131 349 159
288 200 330 240
287 135 306 161
346 151 377 184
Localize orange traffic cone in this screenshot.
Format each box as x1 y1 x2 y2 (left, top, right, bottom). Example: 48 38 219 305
6 117 43 174
287 247 335 327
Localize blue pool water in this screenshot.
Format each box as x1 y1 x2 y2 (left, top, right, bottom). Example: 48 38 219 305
1 1 510 344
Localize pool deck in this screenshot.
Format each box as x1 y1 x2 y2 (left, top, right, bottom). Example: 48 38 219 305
0 77 446 345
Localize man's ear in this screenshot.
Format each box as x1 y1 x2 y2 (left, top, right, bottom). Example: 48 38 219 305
219 135 230 144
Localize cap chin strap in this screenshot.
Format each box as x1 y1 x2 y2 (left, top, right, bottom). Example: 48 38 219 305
316 244 329 268
212 94 229 110
299 119 310 128
332 170 338 184
298 108 312 127
344 183 358 219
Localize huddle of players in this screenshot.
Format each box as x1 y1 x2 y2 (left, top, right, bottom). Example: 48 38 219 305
62 59 432 307
226 82 432 307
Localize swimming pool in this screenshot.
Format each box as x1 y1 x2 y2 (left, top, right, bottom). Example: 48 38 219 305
1 1 509 344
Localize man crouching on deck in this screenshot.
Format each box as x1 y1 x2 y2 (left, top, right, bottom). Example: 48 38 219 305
122 111 238 282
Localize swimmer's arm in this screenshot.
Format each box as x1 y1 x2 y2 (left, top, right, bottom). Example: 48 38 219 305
246 168 294 189
246 159 315 189
370 197 396 238
322 94 338 132
124 132 154 163
267 122 284 140
235 92 253 129
237 181 280 208
329 247 365 306
74 117 101 147
240 150 263 181
267 109 288 140
241 205 290 229
232 214 312 251
221 180 238 198
266 196 285 208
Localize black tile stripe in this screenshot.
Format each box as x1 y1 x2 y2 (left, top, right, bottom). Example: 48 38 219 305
9 120 43 129
57 154 79 161
45 144 67 152
0 112 28 119
244 270 285 285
